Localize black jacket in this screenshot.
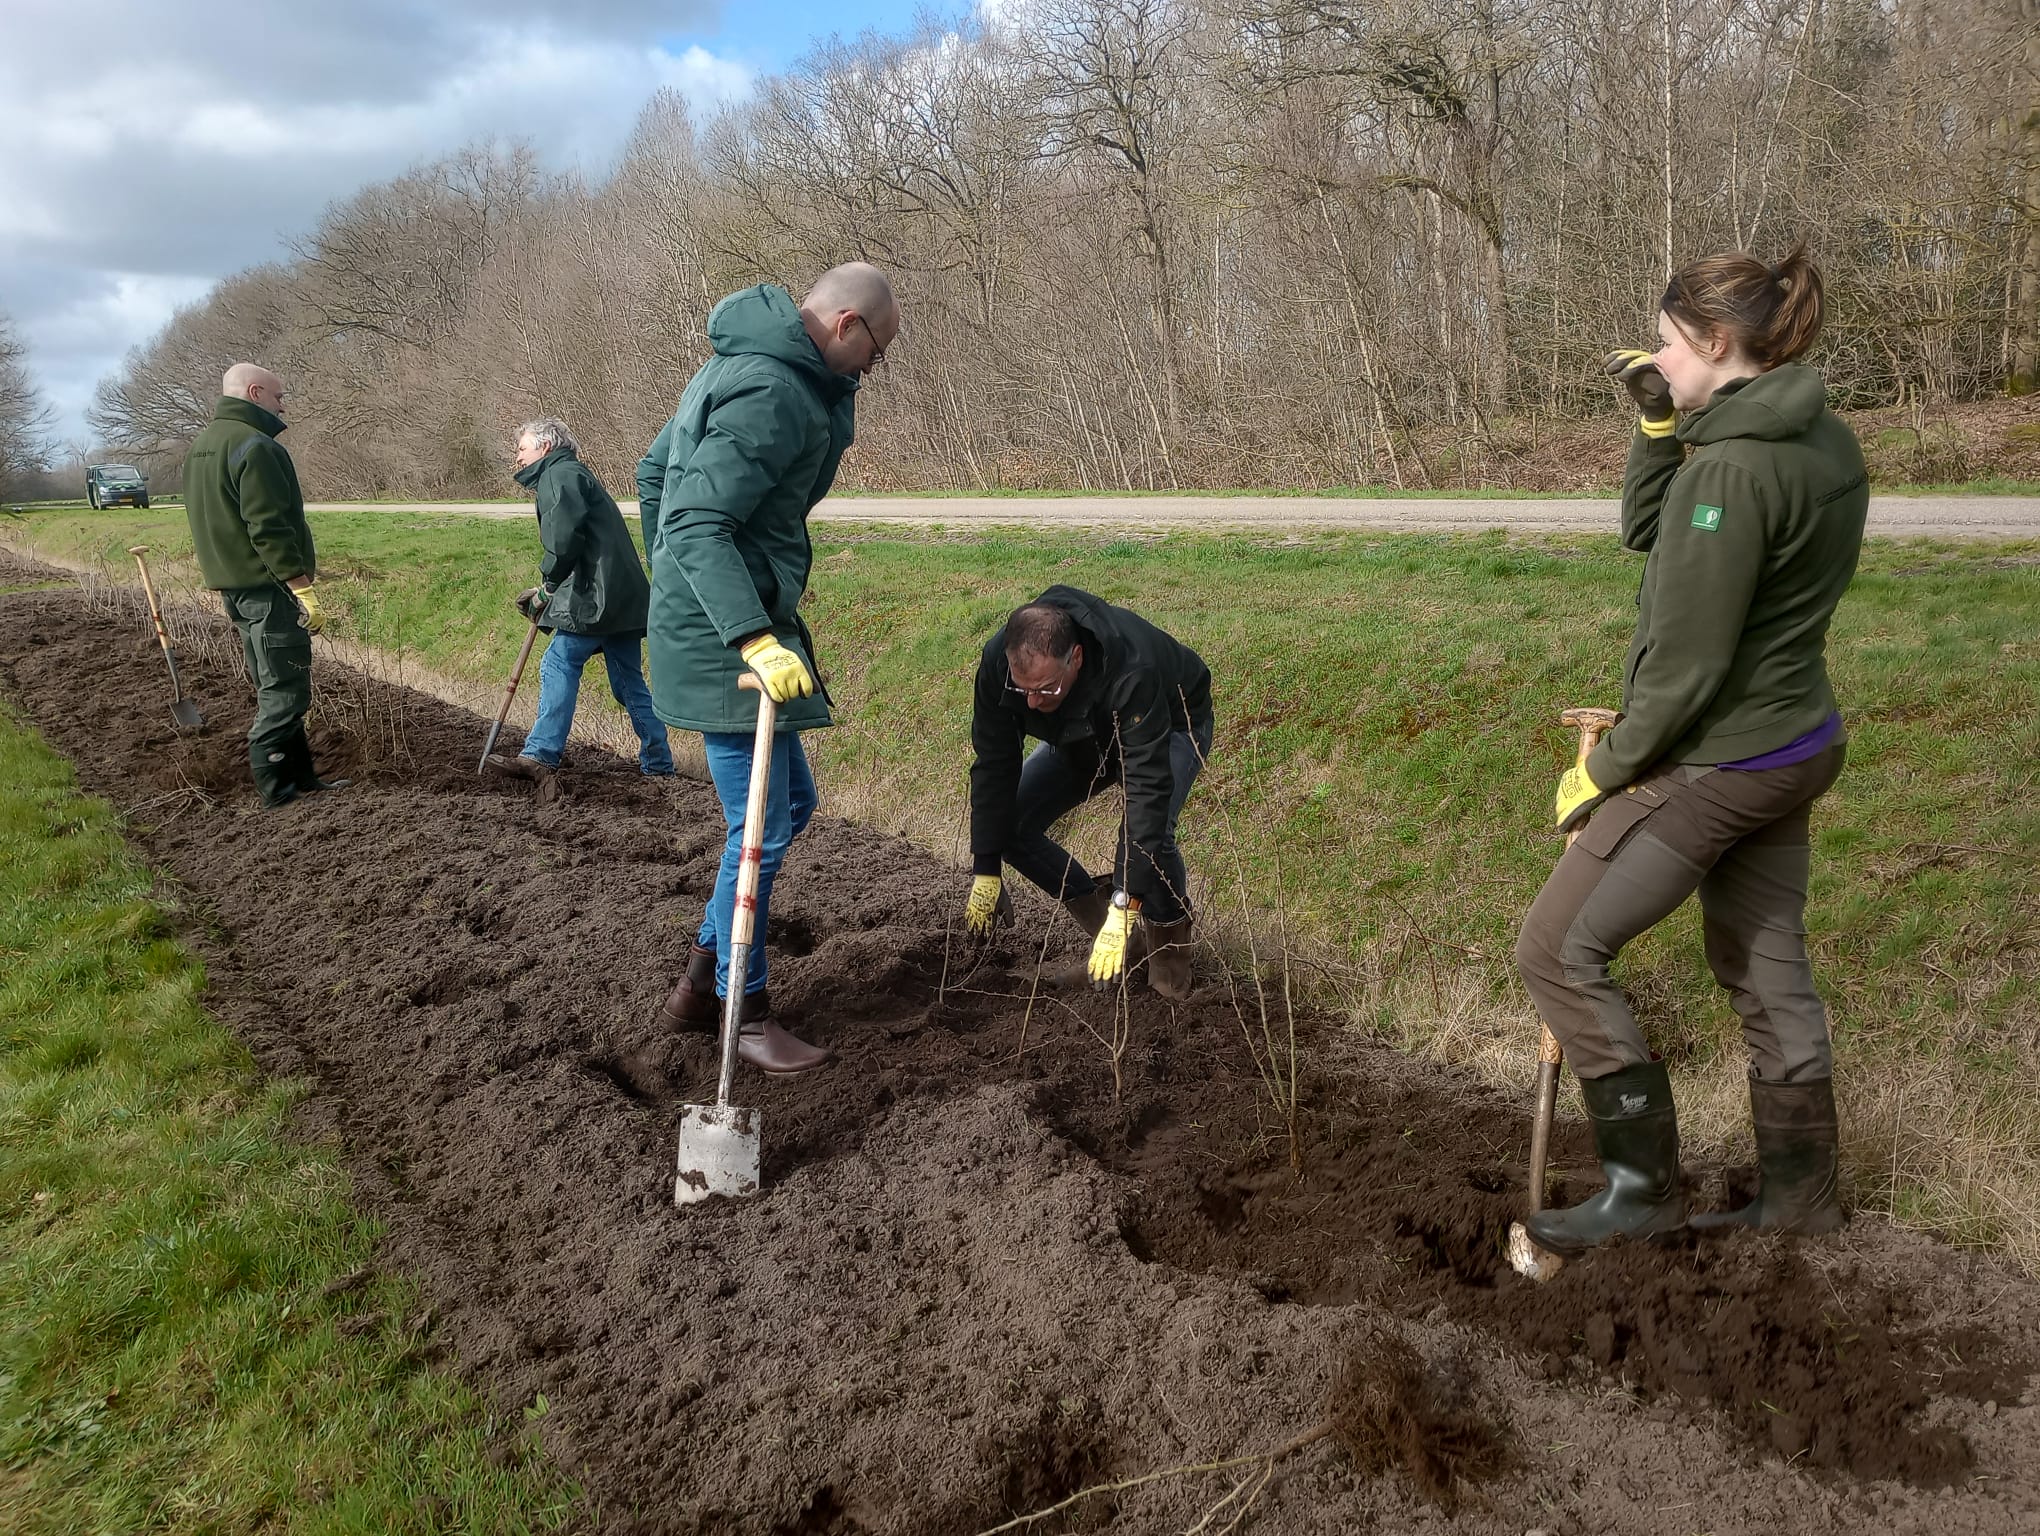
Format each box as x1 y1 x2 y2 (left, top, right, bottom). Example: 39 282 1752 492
970 586 1213 903
515 447 650 637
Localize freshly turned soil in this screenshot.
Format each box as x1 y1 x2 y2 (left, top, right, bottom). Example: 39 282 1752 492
5 550 2037 1535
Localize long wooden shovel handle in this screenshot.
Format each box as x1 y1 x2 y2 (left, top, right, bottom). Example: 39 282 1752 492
477 615 544 772
1527 708 1620 1213
128 546 173 650
714 672 775 1109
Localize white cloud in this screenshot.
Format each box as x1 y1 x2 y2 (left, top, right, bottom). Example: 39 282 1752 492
0 4 752 441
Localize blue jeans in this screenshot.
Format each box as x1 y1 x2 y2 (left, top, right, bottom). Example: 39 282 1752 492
697 730 816 997
1005 722 1212 925
521 631 675 774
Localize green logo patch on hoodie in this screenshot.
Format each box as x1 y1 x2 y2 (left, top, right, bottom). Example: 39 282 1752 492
1692 503 1723 531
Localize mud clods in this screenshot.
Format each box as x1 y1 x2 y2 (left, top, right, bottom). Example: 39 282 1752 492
5 552 2040 1535
1328 1332 1511 1510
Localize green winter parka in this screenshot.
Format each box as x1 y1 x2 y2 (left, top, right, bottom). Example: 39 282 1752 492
635 285 856 734
182 396 314 592
514 446 649 636
1589 363 1869 790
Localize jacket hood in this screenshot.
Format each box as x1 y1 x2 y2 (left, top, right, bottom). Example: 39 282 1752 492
707 285 859 401
513 445 576 490
1679 363 1827 446
215 395 286 438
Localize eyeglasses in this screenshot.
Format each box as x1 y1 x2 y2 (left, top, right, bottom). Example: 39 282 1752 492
853 313 887 367
1006 649 1077 701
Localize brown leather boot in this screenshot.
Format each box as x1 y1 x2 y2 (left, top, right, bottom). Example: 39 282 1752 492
735 991 834 1075
1141 916 1196 1001
657 944 718 1032
1033 885 1115 990
1062 885 1112 938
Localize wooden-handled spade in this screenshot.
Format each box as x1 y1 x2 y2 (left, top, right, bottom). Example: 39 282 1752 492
1507 705 1619 1282
128 546 204 730
674 673 775 1206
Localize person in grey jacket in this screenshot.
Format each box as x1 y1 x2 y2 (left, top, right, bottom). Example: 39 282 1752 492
483 418 675 780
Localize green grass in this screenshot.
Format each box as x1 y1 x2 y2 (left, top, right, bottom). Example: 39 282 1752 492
0 707 581 1532
8 508 2040 1267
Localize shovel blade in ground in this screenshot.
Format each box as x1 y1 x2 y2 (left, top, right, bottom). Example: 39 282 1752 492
674 1102 763 1205
170 694 204 729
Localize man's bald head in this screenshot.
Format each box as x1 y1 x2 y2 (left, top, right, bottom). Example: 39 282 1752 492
800 262 898 378
222 363 287 417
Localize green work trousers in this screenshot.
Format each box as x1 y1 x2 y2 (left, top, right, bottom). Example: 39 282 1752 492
1515 745 1846 1083
221 582 313 804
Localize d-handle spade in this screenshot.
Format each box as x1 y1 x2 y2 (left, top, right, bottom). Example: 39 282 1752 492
128 546 205 729
478 611 543 773
1507 705 1620 1283
674 673 774 1206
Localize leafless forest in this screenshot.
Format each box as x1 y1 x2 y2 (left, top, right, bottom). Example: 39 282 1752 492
76 0 2040 496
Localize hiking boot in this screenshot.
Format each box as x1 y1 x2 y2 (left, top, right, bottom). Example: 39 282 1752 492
1140 916 1196 1001
657 944 719 1032
1523 1058 1687 1257
483 753 553 782
734 991 834 1075
1691 1077 1845 1236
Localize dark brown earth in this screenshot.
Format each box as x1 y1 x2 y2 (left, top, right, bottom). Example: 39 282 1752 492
5 549 2040 1535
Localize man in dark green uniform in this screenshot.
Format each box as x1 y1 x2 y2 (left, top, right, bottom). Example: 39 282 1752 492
482 416 674 780
640 262 898 1074
182 363 347 809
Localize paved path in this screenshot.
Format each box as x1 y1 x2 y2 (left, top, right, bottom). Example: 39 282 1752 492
308 494 2040 538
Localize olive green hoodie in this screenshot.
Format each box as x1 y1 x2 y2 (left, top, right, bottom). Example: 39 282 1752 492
635 284 856 735
1588 363 1868 790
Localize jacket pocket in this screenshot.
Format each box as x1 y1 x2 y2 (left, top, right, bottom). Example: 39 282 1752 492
1576 778 1671 860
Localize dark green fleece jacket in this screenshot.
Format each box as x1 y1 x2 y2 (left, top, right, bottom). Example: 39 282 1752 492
1589 363 1868 789
182 396 314 592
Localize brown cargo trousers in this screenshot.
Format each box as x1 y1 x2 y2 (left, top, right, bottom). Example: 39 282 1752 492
1514 744 1846 1083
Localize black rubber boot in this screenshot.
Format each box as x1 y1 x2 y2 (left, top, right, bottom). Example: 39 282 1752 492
1523 1058 1687 1257
251 742 300 809
288 729 351 794
1691 1077 1845 1235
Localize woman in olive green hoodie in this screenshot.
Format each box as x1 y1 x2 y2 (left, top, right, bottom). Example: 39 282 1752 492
1516 246 1868 1257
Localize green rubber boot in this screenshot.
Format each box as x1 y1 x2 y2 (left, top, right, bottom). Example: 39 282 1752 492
1691 1077 1845 1235
1524 1058 1687 1257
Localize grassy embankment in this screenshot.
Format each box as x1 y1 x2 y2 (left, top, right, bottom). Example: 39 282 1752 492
7 507 2038 1273
0 704 581 1530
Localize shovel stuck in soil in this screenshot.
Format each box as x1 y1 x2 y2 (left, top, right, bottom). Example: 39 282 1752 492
675 674 775 1205
478 612 543 772
128 546 204 730
1508 705 1620 1283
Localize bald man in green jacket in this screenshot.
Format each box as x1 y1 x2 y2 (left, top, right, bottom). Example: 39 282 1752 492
182 363 348 809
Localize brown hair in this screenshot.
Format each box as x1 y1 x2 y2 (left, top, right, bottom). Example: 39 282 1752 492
1661 242 1824 368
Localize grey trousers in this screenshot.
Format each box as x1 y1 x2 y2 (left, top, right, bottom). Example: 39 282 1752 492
1514 744 1846 1083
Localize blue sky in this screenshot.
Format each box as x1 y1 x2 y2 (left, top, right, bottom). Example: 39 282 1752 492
1 1 952 447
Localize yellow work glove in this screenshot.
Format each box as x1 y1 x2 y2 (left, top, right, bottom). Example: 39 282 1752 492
1088 894 1138 987
963 874 1011 937
1604 349 1677 439
1555 763 1609 835
739 633 816 702
293 583 325 634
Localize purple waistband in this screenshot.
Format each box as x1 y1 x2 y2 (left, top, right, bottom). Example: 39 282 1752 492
1721 711 1843 771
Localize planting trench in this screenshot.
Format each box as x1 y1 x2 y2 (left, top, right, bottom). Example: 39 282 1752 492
4 548 2039 1535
